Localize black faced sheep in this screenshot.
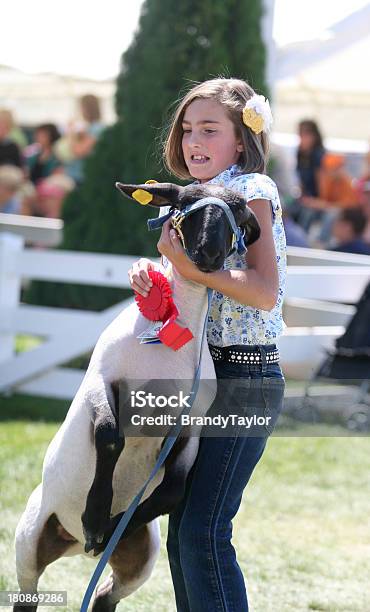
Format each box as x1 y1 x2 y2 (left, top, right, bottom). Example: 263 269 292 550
13 180 260 612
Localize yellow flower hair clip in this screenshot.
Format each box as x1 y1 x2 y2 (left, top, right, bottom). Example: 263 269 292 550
242 94 273 135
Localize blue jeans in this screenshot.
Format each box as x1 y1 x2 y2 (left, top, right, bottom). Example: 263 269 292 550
166 346 285 611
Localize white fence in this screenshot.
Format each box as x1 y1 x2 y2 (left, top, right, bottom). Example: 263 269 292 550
0 222 369 400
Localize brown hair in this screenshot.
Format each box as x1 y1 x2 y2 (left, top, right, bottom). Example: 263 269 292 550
80 94 101 123
163 78 270 180
298 119 323 150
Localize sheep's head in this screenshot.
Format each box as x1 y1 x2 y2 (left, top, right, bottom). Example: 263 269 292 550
116 181 260 273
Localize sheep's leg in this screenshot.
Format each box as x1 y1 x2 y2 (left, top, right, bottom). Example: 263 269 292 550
92 521 161 612
108 435 198 540
14 512 77 612
82 390 125 555
82 378 180 555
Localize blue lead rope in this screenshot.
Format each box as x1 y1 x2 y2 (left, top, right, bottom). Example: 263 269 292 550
80 288 213 611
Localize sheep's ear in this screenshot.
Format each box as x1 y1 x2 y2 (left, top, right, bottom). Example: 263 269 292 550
115 181 183 207
239 206 261 246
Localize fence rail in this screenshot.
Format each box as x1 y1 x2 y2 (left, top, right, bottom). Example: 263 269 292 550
0 212 63 247
0 226 369 400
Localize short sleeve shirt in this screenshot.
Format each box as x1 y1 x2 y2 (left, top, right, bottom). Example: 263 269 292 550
159 163 287 347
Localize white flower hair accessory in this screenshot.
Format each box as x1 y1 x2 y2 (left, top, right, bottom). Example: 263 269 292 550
242 94 273 134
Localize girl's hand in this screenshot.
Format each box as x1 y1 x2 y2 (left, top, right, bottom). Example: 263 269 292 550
128 258 154 296
157 220 201 282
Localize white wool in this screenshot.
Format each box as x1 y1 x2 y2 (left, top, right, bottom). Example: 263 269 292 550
15 259 216 561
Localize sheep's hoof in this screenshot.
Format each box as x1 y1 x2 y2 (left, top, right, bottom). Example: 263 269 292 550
92 593 117 612
84 533 105 555
82 507 110 555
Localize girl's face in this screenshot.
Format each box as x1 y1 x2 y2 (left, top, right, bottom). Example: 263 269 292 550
182 98 244 182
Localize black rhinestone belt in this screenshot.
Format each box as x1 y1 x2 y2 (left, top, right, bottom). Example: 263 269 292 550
209 344 279 365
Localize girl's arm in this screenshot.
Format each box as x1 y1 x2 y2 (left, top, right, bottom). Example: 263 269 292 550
157 199 279 311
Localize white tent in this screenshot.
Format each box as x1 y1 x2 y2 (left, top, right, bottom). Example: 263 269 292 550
0 65 115 127
272 3 370 144
1 2 369 148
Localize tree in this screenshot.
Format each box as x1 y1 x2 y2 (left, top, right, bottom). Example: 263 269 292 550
28 0 267 310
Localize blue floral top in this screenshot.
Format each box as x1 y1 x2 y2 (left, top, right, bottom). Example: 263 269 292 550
205 164 286 346
160 163 286 346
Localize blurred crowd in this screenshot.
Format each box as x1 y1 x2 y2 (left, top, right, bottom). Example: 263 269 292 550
0 94 104 219
1 101 369 256
274 119 370 256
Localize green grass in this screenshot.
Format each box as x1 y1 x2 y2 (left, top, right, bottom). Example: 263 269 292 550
15 335 43 353
0 395 370 611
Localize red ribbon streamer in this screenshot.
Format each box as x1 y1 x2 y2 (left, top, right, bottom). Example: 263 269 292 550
134 271 193 350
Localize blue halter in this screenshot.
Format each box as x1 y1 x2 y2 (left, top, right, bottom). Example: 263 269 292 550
147 196 247 256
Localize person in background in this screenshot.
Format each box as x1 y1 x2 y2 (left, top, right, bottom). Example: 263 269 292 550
0 165 24 213
0 109 28 149
302 153 357 211
59 94 104 185
330 207 370 256
79 94 104 139
0 109 23 168
269 144 308 247
291 119 325 231
25 123 62 185
356 149 370 206
282 210 310 248
17 180 38 216
296 119 325 225
355 148 370 243
302 153 358 246
34 174 75 218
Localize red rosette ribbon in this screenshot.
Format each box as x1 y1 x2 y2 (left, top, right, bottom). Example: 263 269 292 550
134 270 177 321
134 270 193 350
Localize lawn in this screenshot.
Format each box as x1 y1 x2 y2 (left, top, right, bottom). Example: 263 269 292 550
0 395 369 611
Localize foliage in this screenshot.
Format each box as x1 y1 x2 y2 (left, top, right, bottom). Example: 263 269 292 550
26 0 267 310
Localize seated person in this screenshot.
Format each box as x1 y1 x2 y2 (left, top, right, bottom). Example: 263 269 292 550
0 165 24 214
330 207 370 256
34 173 75 218
301 153 358 245
25 123 62 184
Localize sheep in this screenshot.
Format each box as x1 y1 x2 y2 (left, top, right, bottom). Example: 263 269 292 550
13 180 260 612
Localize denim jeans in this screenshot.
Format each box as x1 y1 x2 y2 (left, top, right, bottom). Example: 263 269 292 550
166 345 285 611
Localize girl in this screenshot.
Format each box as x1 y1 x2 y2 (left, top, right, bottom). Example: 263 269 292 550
128 77 286 611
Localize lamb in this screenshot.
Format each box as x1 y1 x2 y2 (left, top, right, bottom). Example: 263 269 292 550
13 180 260 612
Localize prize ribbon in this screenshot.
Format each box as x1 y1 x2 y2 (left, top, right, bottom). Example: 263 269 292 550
134 271 193 350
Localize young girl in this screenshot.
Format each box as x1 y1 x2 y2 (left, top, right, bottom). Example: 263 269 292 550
128 77 286 611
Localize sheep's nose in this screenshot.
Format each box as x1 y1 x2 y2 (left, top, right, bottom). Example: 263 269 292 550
198 247 223 268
